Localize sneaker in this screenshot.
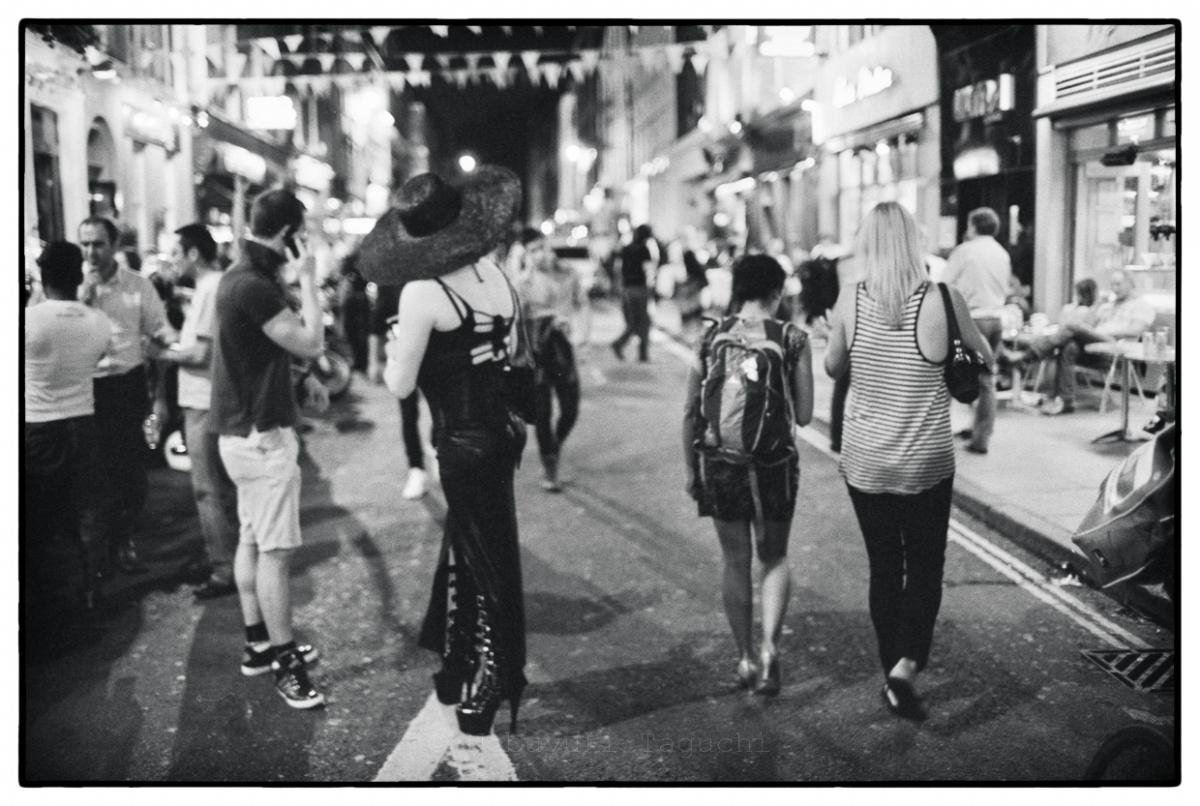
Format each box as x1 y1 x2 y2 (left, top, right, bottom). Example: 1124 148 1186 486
402 468 428 499
272 651 325 709
1040 397 1075 416
242 643 319 677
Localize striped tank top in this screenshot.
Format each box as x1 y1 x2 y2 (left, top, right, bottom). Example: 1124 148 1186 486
839 282 955 494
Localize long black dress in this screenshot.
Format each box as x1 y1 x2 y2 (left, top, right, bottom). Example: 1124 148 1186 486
415 278 528 700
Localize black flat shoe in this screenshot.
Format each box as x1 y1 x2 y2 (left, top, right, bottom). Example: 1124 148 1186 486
882 677 927 722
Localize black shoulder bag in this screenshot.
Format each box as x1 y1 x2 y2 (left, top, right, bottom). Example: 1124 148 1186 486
937 283 989 404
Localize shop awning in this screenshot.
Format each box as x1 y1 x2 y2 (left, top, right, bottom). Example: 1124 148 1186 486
200 111 295 174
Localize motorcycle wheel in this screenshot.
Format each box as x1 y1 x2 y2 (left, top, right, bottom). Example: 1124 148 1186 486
313 349 352 399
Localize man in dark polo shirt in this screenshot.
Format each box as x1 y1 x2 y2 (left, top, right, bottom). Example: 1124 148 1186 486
212 189 329 710
611 223 658 362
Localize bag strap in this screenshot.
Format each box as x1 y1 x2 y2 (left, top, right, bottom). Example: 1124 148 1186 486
937 283 965 347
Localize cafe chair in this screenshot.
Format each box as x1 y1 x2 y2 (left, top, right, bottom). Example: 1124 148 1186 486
1098 340 1151 415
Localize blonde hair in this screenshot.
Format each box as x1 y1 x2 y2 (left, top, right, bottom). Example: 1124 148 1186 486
855 201 929 327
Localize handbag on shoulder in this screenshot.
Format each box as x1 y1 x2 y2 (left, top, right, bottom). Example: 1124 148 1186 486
937 283 989 404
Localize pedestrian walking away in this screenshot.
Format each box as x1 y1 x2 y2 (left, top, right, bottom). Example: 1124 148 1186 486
210 190 331 710
944 207 1011 453
515 227 584 492
23 242 114 620
156 224 240 600
78 216 177 578
611 223 658 362
361 165 528 736
684 254 814 697
368 280 431 499
824 201 993 722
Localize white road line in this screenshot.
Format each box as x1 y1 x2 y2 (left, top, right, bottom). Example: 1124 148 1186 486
374 691 518 782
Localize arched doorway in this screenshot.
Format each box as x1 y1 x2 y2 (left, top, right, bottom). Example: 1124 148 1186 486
87 117 119 219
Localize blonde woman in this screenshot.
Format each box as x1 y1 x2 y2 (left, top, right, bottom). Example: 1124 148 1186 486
824 202 992 721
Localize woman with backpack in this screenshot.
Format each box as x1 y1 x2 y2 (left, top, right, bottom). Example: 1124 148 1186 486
683 254 814 696
823 202 992 721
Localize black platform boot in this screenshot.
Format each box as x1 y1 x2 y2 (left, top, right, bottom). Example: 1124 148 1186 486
433 552 475 705
455 595 525 736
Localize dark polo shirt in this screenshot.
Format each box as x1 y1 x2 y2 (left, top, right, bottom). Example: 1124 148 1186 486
211 240 298 437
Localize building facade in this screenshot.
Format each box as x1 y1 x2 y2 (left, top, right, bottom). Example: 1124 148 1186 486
1032 23 1177 317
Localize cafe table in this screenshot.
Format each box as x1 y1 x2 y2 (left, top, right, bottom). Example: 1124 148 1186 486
1084 340 1176 443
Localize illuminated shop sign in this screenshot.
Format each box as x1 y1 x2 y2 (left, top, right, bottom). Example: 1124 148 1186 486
125 106 178 151
952 74 1015 123
1116 113 1154 145
833 66 894 108
246 95 298 131
219 143 267 183
294 155 334 192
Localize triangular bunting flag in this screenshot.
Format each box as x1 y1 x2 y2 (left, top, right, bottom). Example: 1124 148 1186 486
629 25 639 36
370 26 392 47
452 69 469 89
501 26 512 36
318 32 334 46
256 38 281 61
387 72 407 91
689 51 709 75
491 52 510 70
317 54 336 72
542 62 562 88
567 60 585 84
404 54 424 72
580 50 600 74
435 54 452 71
283 34 304 53
533 26 543 36
429 25 449 37
286 54 306 69
521 51 540 85
289 75 310 92
489 65 509 89
467 25 483 35
666 45 686 74
333 74 355 89
465 53 481 73
207 43 223 64
345 53 367 71
341 30 362 43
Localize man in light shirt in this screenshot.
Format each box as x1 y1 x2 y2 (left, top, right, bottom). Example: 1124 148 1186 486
24 242 114 614
944 208 1011 453
156 224 239 600
78 217 177 576
1013 269 1156 415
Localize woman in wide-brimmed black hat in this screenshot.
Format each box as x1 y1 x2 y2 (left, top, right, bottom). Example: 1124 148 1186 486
360 166 528 736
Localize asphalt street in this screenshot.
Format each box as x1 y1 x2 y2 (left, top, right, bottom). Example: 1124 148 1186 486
21 315 1176 784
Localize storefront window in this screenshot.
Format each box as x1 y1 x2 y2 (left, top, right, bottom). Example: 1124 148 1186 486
31 105 65 244
1073 147 1176 294
837 133 921 245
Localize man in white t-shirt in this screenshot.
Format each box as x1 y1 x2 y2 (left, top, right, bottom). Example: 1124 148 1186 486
156 224 240 600
944 207 1012 453
24 242 114 613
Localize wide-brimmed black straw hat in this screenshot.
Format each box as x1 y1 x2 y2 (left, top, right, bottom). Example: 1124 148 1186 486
358 165 521 285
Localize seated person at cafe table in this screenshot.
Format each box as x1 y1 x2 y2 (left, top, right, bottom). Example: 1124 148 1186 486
1003 269 1155 416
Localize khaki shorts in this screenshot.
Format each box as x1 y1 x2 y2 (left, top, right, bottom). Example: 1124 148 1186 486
218 426 302 552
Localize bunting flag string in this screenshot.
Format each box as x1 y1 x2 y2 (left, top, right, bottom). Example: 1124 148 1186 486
206 35 740 95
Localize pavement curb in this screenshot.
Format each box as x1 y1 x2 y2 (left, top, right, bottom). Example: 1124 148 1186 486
650 319 1172 628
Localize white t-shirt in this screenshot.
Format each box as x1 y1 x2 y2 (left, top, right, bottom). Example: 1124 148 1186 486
177 269 221 411
24 300 113 423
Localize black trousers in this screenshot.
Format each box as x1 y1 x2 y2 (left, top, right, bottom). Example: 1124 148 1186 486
846 475 954 676
613 286 651 360
23 416 107 608
93 366 149 551
419 421 528 691
532 327 580 461
399 392 425 471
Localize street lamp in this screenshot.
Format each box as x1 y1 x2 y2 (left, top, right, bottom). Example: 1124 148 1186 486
458 154 477 173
